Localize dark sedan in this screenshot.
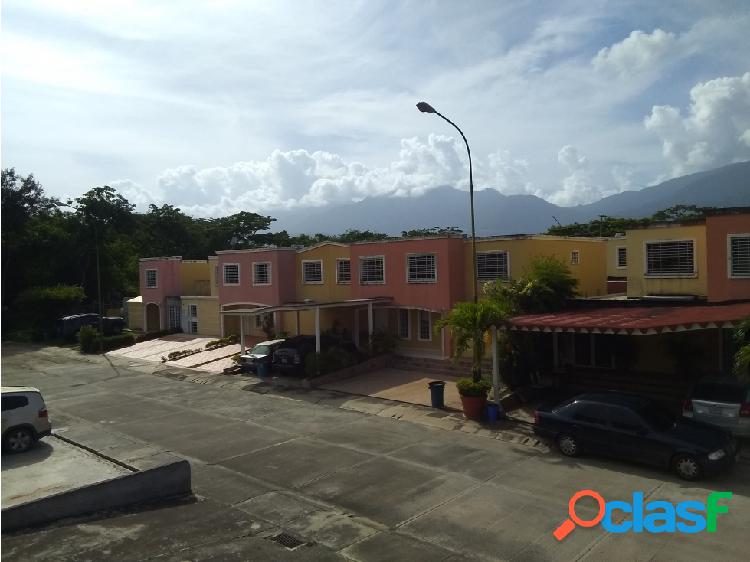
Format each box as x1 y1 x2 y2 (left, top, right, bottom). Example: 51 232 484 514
534 392 739 480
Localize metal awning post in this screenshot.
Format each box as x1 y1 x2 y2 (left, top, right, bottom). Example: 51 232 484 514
368 302 374 346
315 307 321 354
491 325 500 404
240 315 245 354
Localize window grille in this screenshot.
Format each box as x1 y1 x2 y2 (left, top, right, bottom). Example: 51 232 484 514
190 321 198 334
646 240 694 276
418 310 431 341
617 247 627 268
571 250 580 265
303 260 323 283
407 254 436 283
336 259 351 284
188 304 198 317
254 262 270 285
730 236 750 277
397 309 410 339
359 257 384 284
146 269 158 288
223 264 240 284
476 252 508 281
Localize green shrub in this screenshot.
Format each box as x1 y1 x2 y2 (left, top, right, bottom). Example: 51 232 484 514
205 334 239 350
162 348 202 363
456 378 491 397
78 325 100 353
368 330 397 356
305 347 356 378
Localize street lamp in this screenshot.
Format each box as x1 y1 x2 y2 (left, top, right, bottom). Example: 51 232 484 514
417 101 481 380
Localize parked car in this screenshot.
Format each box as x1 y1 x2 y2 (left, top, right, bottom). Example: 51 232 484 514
101 316 126 336
56 313 101 338
239 339 286 373
683 378 750 437
2 387 52 454
272 335 359 375
534 392 739 480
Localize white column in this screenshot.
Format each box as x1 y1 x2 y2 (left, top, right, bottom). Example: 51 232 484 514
368 302 374 345
240 315 245 354
315 307 321 353
491 325 500 404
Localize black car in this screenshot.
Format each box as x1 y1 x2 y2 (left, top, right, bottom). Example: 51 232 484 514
272 335 359 375
534 392 739 480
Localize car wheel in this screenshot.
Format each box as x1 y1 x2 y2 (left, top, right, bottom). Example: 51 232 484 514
672 454 702 481
557 433 581 457
3 427 36 454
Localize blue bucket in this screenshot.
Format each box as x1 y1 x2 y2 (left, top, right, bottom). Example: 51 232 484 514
486 403 500 423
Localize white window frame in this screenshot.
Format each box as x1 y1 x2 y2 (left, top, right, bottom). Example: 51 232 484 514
406 253 437 284
476 251 510 281
397 308 411 340
145 269 158 289
644 239 696 278
190 320 198 334
223 263 240 285
336 258 351 284
359 255 385 284
570 250 580 265
418 310 432 341
302 259 324 284
728 234 750 278
616 246 627 269
253 261 271 286
188 304 198 317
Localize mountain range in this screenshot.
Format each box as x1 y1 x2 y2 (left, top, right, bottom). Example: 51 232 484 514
272 161 750 235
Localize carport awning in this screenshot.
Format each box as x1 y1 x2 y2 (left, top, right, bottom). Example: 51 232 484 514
221 297 392 315
507 302 750 335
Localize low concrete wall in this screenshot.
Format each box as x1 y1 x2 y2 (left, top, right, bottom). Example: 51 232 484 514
2 460 191 532
306 354 394 387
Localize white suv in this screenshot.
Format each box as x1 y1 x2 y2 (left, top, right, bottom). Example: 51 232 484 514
2 387 52 453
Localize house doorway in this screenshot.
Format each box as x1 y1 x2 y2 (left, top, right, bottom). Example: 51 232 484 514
145 303 160 332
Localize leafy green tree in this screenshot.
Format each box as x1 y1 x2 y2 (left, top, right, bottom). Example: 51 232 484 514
733 316 750 382
401 226 463 237
485 255 578 314
14 284 86 338
651 205 715 222
335 229 390 243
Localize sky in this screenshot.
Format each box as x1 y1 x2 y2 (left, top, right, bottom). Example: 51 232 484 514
2 0 750 217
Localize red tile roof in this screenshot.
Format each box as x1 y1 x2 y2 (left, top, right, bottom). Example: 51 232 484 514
508 302 750 335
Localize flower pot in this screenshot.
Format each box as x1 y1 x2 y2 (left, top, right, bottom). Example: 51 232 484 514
460 394 487 421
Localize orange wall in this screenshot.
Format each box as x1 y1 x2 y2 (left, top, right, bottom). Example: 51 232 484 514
706 213 750 302
349 237 466 311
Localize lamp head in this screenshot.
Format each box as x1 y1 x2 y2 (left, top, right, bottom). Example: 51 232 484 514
416 101 437 114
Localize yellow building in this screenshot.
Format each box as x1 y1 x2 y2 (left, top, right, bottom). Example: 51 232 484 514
624 223 708 298
468 235 609 298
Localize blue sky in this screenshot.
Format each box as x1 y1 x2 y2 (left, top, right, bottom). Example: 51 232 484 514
2 0 749 216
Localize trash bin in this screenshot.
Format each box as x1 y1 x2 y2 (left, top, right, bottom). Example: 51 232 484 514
428 381 446 409
486 402 500 423
256 362 269 378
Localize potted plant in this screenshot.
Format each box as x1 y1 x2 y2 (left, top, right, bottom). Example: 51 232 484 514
456 378 491 420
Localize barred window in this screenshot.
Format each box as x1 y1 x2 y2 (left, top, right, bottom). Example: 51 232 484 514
729 235 750 277
617 247 627 268
646 240 694 276
570 250 580 265
476 252 508 281
253 262 270 285
302 260 323 283
397 309 410 339
359 256 384 284
223 263 240 285
188 304 198 317
145 269 158 288
418 310 431 341
336 259 351 284
190 320 198 334
407 254 436 283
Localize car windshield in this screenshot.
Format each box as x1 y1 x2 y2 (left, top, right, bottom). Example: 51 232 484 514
638 403 675 431
250 345 270 355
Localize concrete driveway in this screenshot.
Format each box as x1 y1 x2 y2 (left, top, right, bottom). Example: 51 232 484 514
2 343 748 561
321 368 464 410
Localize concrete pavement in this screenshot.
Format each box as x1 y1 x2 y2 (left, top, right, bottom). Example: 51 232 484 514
1 342 748 561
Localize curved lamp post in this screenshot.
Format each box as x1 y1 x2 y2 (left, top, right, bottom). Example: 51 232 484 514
417 101 481 381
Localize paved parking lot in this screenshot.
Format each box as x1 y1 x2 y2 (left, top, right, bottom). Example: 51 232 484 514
1 343 748 561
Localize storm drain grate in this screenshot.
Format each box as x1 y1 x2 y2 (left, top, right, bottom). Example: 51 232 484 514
269 532 305 550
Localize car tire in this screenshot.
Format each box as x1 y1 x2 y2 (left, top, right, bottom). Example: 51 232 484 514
3 427 36 454
557 433 581 457
672 454 702 481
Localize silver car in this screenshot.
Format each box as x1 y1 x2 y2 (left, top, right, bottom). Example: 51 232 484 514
2 387 53 453
683 379 750 437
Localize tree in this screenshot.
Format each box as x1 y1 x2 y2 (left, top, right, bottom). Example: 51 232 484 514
733 316 750 382
485 255 578 314
401 226 463 237
335 229 390 243
435 300 510 382
651 205 715 222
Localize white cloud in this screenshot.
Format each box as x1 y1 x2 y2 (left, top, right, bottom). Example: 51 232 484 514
549 145 610 206
592 29 678 77
644 72 750 176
